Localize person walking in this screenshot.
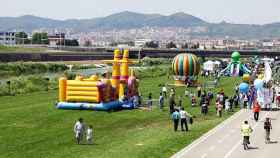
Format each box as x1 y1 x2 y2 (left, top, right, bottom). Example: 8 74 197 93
264 117 272 144
197 86 202 98
253 100 261 121
74 118 85 144
233 94 239 108
235 84 239 94
225 98 231 112
191 96 196 107
229 96 234 112
239 93 244 109
172 109 180 131
180 108 189 131
217 101 223 117
277 92 280 108
169 94 176 114
241 121 253 150
178 96 183 109
159 92 164 111
86 125 93 145
162 86 167 98
244 94 248 109
146 93 153 110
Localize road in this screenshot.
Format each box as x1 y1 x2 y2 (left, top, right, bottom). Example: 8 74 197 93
172 108 280 158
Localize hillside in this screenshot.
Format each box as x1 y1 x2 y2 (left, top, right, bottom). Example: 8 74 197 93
0 11 280 38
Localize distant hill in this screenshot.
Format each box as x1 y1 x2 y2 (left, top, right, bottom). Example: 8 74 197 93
0 11 280 38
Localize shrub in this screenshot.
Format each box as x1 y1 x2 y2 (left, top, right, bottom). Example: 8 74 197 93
134 66 170 79
0 62 68 77
141 57 172 66
0 75 58 96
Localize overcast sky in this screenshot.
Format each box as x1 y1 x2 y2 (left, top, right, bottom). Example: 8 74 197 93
2 0 280 24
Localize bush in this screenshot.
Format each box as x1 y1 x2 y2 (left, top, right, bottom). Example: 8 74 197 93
142 57 172 66
0 62 68 77
134 66 170 79
71 64 96 70
0 75 58 96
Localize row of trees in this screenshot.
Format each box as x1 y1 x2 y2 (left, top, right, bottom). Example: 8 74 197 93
15 32 48 45
15 32 79 46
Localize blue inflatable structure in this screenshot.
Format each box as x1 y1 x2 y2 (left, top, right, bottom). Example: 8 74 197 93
56 101 134 111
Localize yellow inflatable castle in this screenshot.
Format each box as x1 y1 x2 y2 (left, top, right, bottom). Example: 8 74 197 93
56 49 139 111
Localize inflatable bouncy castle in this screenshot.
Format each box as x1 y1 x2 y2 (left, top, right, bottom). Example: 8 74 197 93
56 49 139 111
221 51 251 77
172 53 200 86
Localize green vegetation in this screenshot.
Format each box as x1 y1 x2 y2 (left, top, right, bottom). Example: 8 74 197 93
15 32 30 44
141 57 172 66
71 64 97 70
0 62 68 77
0 65 240 158
0 75 57 96
0 45 47 53
31 32 49 44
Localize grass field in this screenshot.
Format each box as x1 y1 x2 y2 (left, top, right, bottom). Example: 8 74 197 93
0 45 47 53
0 74 240 158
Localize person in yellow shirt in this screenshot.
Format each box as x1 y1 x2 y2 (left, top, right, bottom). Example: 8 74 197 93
241 121 253 150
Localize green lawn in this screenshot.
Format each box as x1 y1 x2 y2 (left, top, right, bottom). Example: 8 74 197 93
0 45 47 53
0 75 240 158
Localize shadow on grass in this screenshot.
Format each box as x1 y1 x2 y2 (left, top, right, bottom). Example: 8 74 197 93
78 143 98 146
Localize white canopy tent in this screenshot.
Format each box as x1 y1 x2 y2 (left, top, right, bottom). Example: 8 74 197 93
203 60 220 71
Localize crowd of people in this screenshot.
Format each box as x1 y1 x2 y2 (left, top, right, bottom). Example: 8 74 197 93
72 79 279 146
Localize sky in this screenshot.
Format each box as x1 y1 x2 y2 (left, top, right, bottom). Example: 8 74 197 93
2 0 280 24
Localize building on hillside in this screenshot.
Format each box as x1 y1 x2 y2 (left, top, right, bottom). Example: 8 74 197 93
48 33 65 46
134 38 152 48
0 32 16 45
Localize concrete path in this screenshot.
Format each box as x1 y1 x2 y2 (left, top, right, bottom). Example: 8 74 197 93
172 108 280 158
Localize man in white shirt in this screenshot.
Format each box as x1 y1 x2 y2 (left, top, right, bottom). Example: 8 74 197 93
162 86 167 97
180 108 190 132
74 118 85 144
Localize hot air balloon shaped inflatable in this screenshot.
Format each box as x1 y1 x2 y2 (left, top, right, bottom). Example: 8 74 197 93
172 53 200 86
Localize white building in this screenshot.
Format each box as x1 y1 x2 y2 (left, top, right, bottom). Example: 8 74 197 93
0 32 16 45
134 38 152 48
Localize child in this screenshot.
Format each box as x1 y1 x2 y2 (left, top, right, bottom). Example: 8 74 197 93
225 98 230 112
217 101 223 117
264 117 272 144
253 100 261 121
191 96 196 107
86 125 93 144
147 93 153 110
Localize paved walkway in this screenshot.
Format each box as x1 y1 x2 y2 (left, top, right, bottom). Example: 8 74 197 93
172 108 280 158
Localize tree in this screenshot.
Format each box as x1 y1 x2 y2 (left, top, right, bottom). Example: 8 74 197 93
145 41 159 48
32 32 49 44
57 39 79 46
66 39 79 46
166 42 177 49
15 32 30 44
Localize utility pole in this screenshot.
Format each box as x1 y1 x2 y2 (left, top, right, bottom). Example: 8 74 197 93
138 47 142 63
